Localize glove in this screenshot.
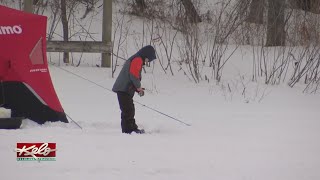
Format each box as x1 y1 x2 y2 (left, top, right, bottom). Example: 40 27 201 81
138 90 145 97
137 88 145 97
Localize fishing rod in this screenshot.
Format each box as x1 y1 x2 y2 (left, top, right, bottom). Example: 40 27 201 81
51 65 191 127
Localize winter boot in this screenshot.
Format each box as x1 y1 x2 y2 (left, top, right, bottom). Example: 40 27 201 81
132 128 145 134
122 125 145 134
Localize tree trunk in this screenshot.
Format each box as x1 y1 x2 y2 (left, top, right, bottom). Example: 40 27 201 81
33 0 40 5
266 0 286 46
299 0 311 11
289 0 310 9
288 0 299 8
181 0 202 23
23 0 33 13
311 0 320 14
289 0 320 14
61 0 69 64
135 0 146 13
247 0 264 24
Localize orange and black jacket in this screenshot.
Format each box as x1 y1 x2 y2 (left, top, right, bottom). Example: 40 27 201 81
112 45 156 97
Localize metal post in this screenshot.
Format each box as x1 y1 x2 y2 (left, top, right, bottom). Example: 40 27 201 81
101 0 112 67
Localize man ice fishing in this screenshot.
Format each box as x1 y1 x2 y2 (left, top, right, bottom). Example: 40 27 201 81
112 45 156 134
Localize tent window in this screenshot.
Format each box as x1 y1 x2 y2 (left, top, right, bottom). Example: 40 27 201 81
29 37 44 65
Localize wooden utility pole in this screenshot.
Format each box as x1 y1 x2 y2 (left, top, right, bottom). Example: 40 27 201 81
23 0 33 13
102 0 112 67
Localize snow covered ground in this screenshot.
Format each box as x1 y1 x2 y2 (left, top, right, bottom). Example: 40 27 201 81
1 63 320 180
1 0 320 179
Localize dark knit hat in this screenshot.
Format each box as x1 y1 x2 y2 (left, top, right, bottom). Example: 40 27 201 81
136 45 156 62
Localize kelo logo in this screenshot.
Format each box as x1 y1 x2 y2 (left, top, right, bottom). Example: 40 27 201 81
15 143 57 162
0 25 22 35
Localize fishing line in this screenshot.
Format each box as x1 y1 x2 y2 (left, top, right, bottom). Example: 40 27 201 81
51 64 191 127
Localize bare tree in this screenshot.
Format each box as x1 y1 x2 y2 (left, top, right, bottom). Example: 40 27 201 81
61 0 69 64
299 0 319 14
112 12 132 77
178 25 203 83
181 0 201 23
266 0 285 46
78 0 97 19
289 0 320 14
47 0 60 41
208 0 245 82
155 21 178 76
247 0 264 24
135 0 146 13
289 45 320 88
289 0 311 11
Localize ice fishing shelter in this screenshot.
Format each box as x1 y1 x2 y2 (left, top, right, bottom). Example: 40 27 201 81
0 5 68 126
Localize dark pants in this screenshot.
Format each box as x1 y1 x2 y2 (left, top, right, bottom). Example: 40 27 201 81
116 92 138 133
